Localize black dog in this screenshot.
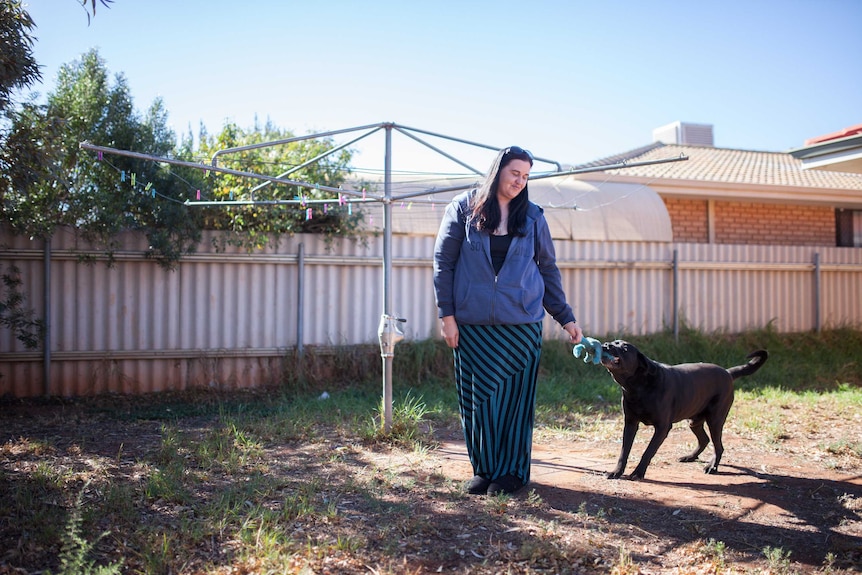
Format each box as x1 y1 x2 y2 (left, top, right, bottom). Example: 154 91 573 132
600 340 768 480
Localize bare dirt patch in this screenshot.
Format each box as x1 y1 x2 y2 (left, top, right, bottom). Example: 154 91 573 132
438 426 862 571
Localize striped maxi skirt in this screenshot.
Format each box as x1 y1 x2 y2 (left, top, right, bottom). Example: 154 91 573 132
453 321 543 485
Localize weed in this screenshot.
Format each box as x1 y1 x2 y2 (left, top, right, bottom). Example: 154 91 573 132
610 546 638 575
486 492 510 514
763 546 793 574
143 463 190 504
139 531 171 575
195 420 264 472
821 552 837 574
825 438 862 457
526 488 543 506
101 483 137 523
363 390 432 445
333 534 363 552
33 460 67 488
700 538 727 570
49 481 123 575
154 424 184 466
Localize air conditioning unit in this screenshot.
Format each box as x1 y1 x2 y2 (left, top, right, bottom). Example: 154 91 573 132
653 121 714 146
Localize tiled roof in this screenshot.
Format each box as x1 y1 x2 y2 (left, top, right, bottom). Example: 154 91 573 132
805 123 862 145
579 143 862 190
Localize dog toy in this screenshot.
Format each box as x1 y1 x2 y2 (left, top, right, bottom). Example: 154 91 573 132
573 336 612 365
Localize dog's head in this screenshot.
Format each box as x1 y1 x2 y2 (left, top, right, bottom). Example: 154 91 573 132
600 339 645 379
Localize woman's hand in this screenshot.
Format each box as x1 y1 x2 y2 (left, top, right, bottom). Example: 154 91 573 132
441 315 459 348
563 321 583 344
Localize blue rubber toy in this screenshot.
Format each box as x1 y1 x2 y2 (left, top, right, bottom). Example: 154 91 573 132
573 336 612 365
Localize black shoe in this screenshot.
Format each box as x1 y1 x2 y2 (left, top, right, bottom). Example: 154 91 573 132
466 475 491 495
487 474 524 496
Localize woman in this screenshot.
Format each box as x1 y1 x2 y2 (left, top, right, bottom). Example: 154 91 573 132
433 145 583 496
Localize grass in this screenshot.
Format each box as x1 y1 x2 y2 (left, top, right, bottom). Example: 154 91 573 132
1 327 861 574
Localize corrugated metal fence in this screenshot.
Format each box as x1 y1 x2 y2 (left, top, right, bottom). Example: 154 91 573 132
2 227 861 397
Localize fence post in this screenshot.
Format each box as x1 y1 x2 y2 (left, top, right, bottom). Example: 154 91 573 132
296 242 305 381
43 236 52 397
813 251 821 332
672 248 679 343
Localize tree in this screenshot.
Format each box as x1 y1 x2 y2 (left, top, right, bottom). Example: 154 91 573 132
189 119 364 250
0 1 40 112
0 49 201 267
2 48 367 268
0 1 41 192
81 0 114 24
0 1 44 350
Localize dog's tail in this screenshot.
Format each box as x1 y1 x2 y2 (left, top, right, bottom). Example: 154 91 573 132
727 349 768 379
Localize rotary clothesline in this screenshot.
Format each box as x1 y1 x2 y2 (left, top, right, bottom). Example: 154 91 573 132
79 122 688 431
83 142 686 210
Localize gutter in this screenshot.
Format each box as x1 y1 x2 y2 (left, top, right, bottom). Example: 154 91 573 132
590 173 862 208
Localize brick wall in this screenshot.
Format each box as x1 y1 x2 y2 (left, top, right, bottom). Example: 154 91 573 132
663 198 836 246
664 197 709 242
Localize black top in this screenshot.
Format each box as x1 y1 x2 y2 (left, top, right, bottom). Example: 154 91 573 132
489 233 512 275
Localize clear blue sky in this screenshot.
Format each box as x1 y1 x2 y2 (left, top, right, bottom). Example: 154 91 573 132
23 0 862 175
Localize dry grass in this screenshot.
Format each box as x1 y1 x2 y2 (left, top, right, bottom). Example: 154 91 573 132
1 330 861 574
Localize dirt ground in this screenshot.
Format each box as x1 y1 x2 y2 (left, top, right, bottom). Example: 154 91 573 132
1 396 861 574
436 426 862 570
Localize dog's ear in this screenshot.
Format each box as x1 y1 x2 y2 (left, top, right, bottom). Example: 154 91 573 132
637 351 658 376
637 350 647 367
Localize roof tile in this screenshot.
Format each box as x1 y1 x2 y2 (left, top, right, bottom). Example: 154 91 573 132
581 143 862 190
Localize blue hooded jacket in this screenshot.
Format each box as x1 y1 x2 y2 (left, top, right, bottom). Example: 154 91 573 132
433 190 576 327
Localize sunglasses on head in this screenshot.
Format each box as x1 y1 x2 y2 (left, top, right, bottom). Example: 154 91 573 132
504 146 534 161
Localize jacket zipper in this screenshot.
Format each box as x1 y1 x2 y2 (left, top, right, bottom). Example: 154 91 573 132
491 274 498 323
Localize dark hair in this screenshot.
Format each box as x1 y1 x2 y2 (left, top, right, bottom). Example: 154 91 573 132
501 145 534 164
471 146 534 236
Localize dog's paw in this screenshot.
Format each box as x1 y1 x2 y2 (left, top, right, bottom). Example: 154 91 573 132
702 457 719 474
627 468 647 480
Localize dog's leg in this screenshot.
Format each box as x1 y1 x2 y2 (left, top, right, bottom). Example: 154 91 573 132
608 417 639 479
629 423 672 479
702 394 733 474
703 417 726 474
679 419 710 462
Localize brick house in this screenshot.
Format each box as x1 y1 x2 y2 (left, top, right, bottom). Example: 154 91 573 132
577 121 862 247
789 123 862 246
374 122 862 248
